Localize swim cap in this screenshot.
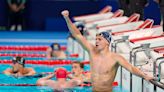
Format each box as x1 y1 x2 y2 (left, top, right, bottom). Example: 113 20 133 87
12 56 25 67
50 43 61 51
55 68 67 79
97 32 112 44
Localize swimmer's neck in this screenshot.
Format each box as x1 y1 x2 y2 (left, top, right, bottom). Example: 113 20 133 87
98 47 111 56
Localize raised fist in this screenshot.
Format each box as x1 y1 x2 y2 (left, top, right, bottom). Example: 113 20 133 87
61 10 69 17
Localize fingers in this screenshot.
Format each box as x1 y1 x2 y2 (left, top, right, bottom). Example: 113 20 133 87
61 10 69 17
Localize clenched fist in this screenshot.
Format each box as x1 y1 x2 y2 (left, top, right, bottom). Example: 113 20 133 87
61 10 69 17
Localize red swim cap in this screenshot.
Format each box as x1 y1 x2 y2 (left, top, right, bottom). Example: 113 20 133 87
55 68 67 79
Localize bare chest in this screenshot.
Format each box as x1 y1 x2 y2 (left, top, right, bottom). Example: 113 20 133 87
91 56 116 74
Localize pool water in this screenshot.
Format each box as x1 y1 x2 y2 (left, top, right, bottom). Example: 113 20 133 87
0 64 129 92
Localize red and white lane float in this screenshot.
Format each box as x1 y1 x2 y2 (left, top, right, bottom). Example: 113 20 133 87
0 53 79 58
0 60 90 65
0 46 66 51
0 81 118 87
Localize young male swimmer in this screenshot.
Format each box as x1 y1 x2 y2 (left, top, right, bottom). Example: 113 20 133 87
3 56 35 77
68 62 91 83
61 10 154 92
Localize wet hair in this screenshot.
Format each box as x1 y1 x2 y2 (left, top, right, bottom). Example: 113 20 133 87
72 62 84 69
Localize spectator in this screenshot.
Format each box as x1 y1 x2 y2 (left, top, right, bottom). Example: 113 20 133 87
129 0 148 20
154 0 164 32
119 0 131 16
7 0 26 31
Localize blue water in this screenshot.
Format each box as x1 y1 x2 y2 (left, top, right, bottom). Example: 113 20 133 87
0 64 129 92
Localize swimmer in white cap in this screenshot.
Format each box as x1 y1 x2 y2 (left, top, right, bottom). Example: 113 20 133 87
46 43 67 59
61 10 154 92
3 56 36 77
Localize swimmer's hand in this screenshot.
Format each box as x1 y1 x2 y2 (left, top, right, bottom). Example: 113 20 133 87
12 73 23 78
144 74 155 81
61 10 69 17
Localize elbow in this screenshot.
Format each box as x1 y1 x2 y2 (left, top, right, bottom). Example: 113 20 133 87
36 79 45 86
28 69 36 76
36 79 43 86
32 71 36 75
3 70 10 75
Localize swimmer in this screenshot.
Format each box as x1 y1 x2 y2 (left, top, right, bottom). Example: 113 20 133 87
37 68 82 91
68 62 91 83
62 10 154 92
46 43 67 59
3 56 36 77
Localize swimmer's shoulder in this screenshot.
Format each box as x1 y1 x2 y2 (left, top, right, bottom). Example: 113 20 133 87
47 46 52 52
25 67 36 73
26 67 34 70
111 53 122 62
111 52 126 63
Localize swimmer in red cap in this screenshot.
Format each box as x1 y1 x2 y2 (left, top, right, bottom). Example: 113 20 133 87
37 67 82 90
46 43 67 59
62 10 154 92
3 56 36 77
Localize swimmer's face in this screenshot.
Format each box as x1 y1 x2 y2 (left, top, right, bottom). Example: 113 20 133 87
72 63 83 75
12 63 22 72
95 36 109 50
52 50 61 55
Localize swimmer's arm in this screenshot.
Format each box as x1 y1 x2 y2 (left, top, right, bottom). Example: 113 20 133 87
3 68 12 75
117 55 154 81
67 74 74 79
39 74 55 80
36 74 55 86
62 10 94 52
69 79 82 87
23 68 36 76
